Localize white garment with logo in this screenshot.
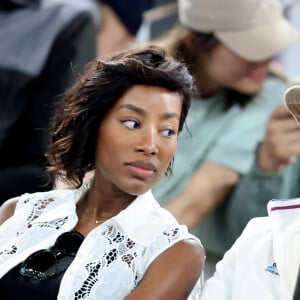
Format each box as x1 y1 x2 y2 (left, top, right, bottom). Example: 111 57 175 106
200 197 300 300
0 182 203 299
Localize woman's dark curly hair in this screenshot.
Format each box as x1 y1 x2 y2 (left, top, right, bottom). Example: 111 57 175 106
47 45 194 187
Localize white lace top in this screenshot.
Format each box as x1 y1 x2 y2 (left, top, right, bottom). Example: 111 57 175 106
0 182 203 299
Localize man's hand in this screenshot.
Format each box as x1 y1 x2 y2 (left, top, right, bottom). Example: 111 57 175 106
258 104 300 173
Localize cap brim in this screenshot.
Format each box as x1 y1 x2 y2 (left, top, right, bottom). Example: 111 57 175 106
215 18 300 62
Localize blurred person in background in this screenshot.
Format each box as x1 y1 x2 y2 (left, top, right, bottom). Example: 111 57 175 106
221 102 300 246
150 0 300 277
96 0 155 58
0 0 97 204
199 86 300 300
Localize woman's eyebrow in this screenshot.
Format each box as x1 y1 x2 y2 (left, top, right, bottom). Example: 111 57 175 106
117 104 180 120
118 104 145 115
161 112 180 120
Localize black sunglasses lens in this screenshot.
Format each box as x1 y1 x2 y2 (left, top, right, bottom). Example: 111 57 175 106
55 231 84 255
20 250 57 280
19 231 84 280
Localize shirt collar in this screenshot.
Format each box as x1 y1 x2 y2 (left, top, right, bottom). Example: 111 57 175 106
268 197 300 216
35 182 171 247
267 197 300 231
113 189 170 247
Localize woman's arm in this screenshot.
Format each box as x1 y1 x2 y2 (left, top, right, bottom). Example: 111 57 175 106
125 239 205 300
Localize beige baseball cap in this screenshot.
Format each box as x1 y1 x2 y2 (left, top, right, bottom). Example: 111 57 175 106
178 0 300 61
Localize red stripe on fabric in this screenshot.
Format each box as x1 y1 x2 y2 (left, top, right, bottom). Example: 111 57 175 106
271 204 300 211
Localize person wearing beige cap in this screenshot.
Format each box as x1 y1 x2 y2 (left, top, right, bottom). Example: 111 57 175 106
151 0 300 278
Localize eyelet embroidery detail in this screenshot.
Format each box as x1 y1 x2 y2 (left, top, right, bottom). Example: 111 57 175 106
35 216 69 230
27 198 55 228
74 225 138 299
0 245 17 256
2 197 68 262
72 225 187 299
163 227 180 242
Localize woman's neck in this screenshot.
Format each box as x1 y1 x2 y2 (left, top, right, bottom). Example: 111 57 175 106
75 182 135 236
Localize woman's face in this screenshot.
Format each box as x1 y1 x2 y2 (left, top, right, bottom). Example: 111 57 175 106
95 84 182 196
202 43 273 94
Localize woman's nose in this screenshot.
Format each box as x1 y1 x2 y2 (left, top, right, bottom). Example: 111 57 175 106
135 129 158 155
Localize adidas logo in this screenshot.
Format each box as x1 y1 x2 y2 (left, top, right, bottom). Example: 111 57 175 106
265 262 279 276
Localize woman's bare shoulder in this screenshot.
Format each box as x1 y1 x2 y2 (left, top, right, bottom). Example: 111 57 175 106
125 238 205 300
0 197 19 225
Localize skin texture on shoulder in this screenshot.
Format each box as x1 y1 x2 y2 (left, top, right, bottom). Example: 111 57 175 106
125 239 205 300
0 197 18 225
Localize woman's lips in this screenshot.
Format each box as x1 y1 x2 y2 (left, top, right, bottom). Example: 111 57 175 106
126 161 156 179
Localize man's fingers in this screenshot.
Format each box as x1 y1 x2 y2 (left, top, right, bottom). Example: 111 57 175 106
270 104 291 119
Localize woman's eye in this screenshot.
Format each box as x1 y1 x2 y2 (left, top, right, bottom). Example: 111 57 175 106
162 128 176 138
122 120 140 129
